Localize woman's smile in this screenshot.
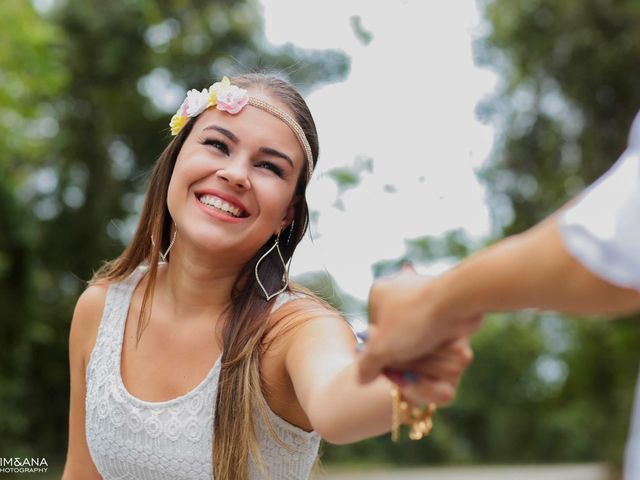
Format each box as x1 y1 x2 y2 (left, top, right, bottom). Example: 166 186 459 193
194 190 250 224
195 188 249 216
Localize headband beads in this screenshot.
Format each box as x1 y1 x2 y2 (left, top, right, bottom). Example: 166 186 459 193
170 76 313 181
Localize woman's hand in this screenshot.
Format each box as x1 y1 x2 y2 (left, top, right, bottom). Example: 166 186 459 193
381 337 474 405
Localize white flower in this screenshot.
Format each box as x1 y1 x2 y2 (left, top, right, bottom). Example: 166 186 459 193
185 88 210 117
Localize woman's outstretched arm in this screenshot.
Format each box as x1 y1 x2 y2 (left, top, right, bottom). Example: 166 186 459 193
281 302 472 444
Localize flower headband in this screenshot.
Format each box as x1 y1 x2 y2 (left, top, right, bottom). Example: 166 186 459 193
170 76 313 181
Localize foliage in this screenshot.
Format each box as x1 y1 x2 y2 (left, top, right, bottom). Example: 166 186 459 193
476 0 640 234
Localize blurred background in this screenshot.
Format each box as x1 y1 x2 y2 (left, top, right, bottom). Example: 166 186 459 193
1 0 640 478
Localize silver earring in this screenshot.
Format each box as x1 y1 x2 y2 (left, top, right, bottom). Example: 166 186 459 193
255 232 289 301
150 228 177 263
286 220 295 245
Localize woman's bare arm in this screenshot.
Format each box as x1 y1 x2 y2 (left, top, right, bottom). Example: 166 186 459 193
61 285 106 480
283 302 471 444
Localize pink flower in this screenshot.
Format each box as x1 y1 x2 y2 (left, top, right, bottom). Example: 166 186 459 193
215 85 249 114
179 98 189 116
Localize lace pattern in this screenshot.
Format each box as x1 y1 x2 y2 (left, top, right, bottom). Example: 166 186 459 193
85 266 321 479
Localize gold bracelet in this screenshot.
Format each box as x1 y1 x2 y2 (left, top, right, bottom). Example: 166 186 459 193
391 385 437 442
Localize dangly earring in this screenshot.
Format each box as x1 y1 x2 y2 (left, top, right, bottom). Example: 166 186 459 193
255 231 289 301
286 220 295 245
150 227 177 263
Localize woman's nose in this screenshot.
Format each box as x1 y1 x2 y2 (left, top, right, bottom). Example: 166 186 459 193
215 157 250 190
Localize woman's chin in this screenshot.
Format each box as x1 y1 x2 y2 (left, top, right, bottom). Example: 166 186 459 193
176 229 262 263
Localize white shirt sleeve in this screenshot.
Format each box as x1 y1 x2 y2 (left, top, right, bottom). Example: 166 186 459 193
625 369 640 480
558 111 640 291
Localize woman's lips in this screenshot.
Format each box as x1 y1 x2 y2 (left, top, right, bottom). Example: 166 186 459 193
194 194 246 223
194 188 249 215
196 193 246 217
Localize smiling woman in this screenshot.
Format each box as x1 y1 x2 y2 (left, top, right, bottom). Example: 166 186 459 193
61 73 472 480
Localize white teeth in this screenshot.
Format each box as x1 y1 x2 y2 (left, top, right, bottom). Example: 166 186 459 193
198 194 243 217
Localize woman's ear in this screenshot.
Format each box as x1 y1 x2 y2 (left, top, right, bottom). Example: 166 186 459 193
279 198 298 233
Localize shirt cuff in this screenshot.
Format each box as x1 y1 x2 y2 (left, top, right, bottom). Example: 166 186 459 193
558 146 640 292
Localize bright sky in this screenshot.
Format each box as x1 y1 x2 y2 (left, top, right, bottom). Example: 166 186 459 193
259 0 498 301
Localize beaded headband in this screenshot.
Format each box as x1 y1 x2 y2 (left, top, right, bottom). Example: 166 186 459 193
170 76 313 182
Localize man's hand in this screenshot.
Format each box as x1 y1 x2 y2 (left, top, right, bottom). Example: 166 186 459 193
358 264 483 385
383 337 474 405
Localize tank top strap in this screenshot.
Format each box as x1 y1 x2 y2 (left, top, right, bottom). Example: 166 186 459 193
270 290 306 314
103 266 147 330
85 266 147 385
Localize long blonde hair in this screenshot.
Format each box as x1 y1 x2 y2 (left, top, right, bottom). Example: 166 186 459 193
92 74 320 479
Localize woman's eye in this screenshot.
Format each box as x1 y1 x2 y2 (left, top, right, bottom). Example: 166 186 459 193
202 139 229 155
257 161 284 177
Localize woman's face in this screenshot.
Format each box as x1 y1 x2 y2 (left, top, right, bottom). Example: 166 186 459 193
166 91 305 264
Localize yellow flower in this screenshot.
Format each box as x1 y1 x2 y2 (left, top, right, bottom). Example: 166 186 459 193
170 113 187 136
207 90 217 108
207 76 231 107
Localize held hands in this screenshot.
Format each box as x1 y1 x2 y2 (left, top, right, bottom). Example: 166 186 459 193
358 264 482 404
382 337 474 406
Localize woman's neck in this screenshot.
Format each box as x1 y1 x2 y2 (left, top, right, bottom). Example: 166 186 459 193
157 242 243 322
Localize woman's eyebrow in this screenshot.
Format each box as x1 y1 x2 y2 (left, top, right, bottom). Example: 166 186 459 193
259 147 294 168
202 125 238 143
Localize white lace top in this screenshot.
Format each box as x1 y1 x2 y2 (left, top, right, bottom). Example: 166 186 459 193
85 266 321 479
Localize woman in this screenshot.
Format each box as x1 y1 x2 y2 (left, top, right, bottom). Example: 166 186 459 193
62 73 472 479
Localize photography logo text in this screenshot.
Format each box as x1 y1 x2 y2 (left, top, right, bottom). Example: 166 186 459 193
0 457 49 473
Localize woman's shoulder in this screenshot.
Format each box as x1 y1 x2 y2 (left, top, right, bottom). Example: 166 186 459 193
266 285 351 345
271 285 340 321
70 266 145 365
77 268 141 316
69 282 111 369
75 281 110 315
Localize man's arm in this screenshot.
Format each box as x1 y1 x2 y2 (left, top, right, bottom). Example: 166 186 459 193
435 217 640 317
358 217 640 384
